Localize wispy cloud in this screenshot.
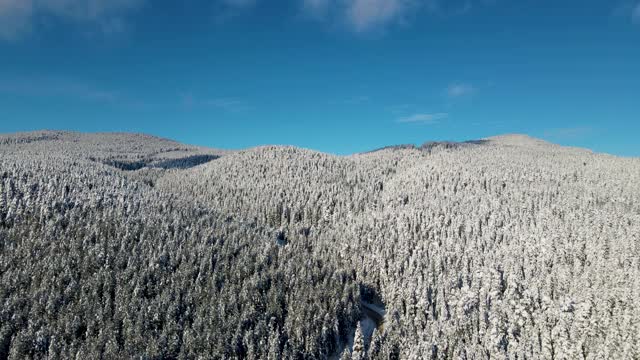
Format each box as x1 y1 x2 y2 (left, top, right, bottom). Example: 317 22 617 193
612 1 640 23
447 82 475 98
0 0 497 40
204 98 248 112
302 0 330 19
543 127 593 139
397 112 448 124
0 76 118 102
181 93 248 112
38 0 144 21
0 0 33 40
0 0 144 41
301 0 496 32
213 0 259 24
347 0 417 32
301 0 418 33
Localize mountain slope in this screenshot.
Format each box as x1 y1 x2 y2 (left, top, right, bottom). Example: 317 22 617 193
1 132 639 359
159 135 640 358
0 139 359 360
0 130 228 170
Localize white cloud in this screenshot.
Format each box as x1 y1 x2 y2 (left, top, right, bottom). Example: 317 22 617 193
305 0 488 32
347 0 415 32
301 0 417 32
397 112 448 124
0 0 144 41
447 82 475 98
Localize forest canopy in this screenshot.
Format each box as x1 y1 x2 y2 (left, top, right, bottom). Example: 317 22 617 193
1 131 639 359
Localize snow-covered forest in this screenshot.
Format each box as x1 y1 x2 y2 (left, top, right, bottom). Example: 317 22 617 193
1 130 639 359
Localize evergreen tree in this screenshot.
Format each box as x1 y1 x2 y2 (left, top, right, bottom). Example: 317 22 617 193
352 321 367 360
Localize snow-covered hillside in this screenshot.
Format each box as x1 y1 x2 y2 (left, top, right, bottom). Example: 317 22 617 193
1 131 638 359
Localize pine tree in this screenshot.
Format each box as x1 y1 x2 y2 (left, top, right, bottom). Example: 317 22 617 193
352 321 366 360
340 348 352 360
368 328 382 359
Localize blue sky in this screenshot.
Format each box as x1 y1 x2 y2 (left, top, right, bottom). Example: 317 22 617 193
1 0 639 156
